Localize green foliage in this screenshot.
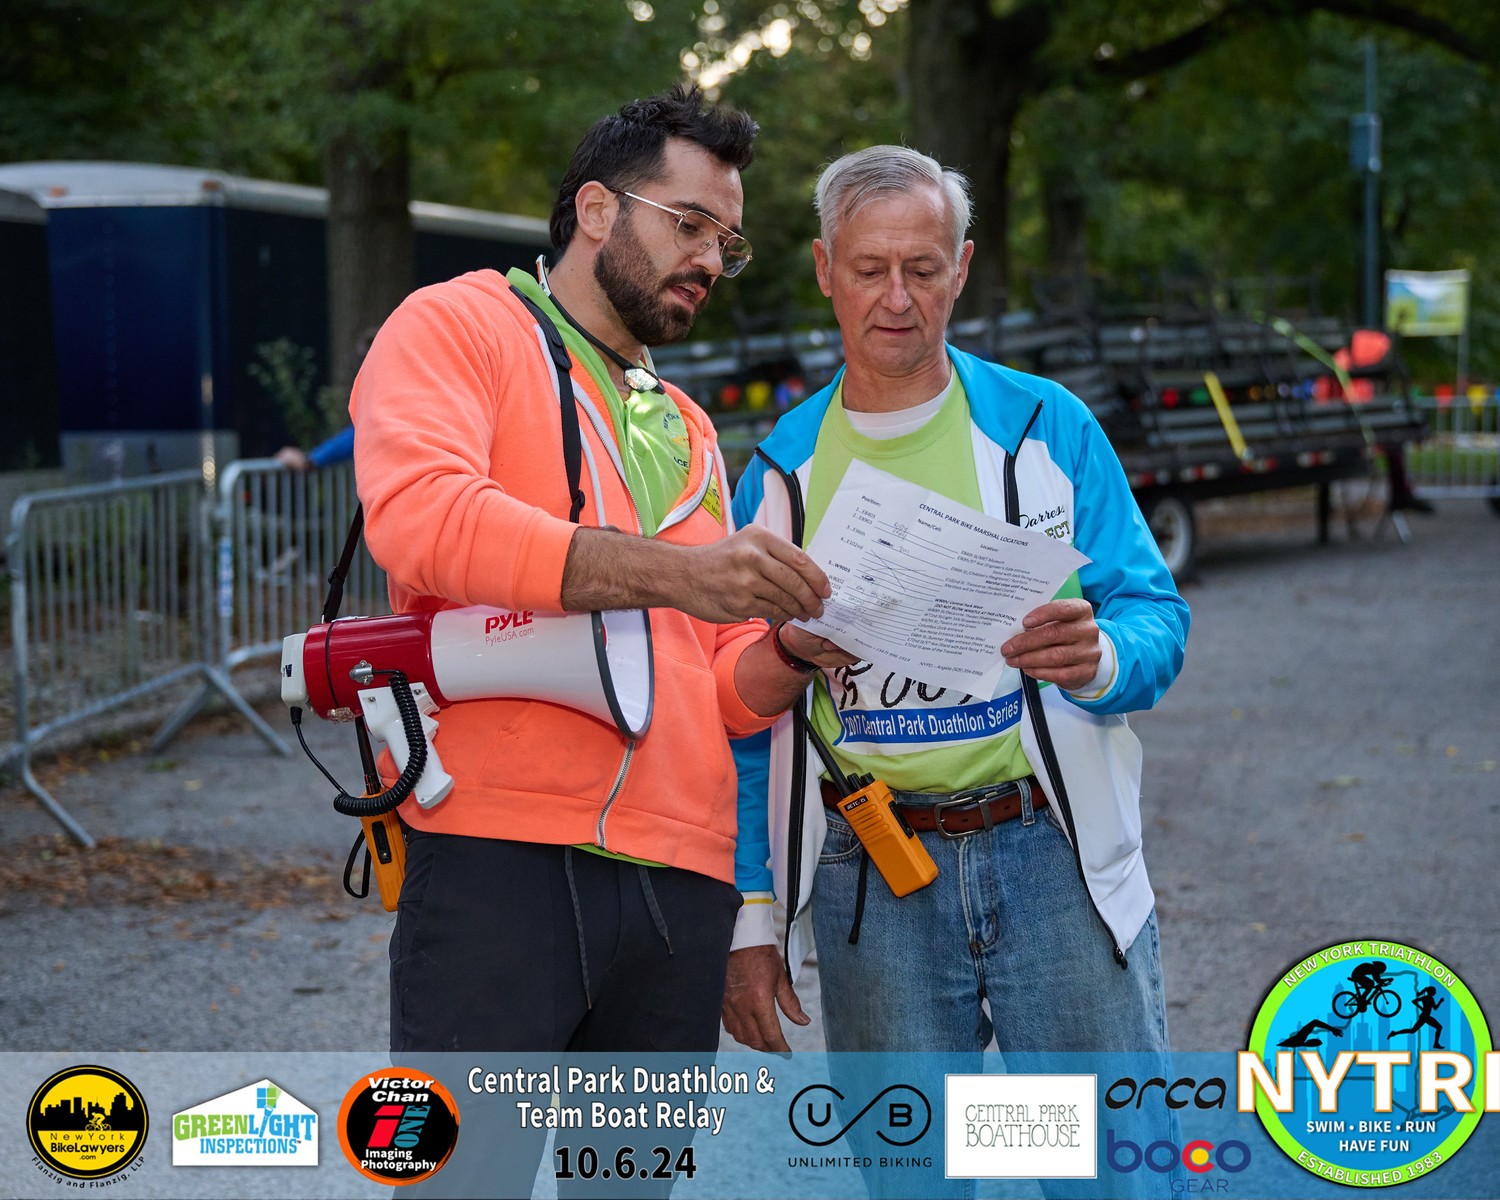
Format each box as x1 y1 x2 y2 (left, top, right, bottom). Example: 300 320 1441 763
6 0 1498 384
247 339 344 448
0 0 184 163
697 1 909 332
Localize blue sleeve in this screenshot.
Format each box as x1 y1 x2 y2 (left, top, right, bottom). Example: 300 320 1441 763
730 453 775 893
308 425 355 468
731 728 774 893
729 451 767 531
1067 404 1190 714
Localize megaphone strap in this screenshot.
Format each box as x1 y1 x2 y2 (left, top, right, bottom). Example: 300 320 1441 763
512 289 587 524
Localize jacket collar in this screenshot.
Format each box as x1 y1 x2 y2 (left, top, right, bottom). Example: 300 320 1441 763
757 345 1047 474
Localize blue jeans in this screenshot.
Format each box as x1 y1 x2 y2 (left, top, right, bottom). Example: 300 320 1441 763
812 788 1176 1198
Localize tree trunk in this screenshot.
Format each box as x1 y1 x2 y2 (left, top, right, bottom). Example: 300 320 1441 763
324 126 413 393
907 0 1040 321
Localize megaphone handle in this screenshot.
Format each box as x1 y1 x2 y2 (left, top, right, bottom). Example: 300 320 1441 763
359 686 454 809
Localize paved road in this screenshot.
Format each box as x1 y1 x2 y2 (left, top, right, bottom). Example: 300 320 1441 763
1 496 1496 1196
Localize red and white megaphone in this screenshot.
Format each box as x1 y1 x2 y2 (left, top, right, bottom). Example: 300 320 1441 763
280 606 653 810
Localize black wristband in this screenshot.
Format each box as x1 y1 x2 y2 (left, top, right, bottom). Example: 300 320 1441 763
771 622 820 674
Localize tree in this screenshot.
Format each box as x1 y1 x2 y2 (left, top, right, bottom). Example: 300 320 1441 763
0 0 186 164
144 1 703 389
905 0 1499 317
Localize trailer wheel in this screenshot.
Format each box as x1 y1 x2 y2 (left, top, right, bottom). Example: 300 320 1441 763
1143 494 1196 578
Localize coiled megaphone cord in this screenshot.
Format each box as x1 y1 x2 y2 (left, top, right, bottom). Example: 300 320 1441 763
326 670 428 817
290 672 428 818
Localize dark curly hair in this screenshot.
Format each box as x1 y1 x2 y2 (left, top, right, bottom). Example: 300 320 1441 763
549 83 758 251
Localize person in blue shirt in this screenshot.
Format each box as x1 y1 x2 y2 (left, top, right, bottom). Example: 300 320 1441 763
275 425 353 471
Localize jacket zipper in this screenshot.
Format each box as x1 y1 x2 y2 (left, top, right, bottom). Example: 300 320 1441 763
595 740 636 849
1004 410 1128 969
551 340 648 850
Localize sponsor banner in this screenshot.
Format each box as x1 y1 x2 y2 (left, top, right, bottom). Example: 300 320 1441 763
1385 269 1470 337
171 1078 317 1166
2 1049 1497 1197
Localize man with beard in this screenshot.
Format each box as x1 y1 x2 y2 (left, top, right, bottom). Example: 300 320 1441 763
351 85 852 1060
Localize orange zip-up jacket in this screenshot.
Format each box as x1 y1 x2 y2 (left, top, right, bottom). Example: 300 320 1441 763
350 270 772 884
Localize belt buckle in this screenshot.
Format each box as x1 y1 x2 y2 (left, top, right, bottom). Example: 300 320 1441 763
928 782 1021 840
929 789 989 840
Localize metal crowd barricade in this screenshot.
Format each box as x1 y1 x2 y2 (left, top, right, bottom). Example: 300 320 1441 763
155 458 390 751
4 472 265 845
1405 392 1500 503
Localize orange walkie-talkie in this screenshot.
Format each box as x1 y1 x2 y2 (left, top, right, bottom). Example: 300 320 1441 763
799 711 937 897
355 716 407 912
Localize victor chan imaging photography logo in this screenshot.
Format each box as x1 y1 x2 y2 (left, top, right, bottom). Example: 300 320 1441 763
1240 938 1495 1188
26 1064 149 1184
945 1073 1096 1180
172 1078 318 1166
337 1067 460 1185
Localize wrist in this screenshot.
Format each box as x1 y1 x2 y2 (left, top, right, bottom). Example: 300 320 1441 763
770 622 819 674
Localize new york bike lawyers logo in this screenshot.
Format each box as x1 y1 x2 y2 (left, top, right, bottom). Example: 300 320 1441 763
27 1064 149 1184
338 1067 459 1185
1241 938 1493 1187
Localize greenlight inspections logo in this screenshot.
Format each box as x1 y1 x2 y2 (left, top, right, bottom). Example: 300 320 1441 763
172 1079 318 1166
1240 939 1493 1188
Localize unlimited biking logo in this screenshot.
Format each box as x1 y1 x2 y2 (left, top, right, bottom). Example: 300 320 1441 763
1240 938 1495 1187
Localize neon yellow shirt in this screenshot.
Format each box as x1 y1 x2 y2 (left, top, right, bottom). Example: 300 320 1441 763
803 377 1036 792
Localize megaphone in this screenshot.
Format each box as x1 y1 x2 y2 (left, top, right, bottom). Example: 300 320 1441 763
281 605 653 810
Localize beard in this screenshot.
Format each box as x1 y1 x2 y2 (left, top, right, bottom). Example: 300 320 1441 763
593 212 712 347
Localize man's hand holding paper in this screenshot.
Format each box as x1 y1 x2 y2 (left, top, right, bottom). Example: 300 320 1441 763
793 460 1090 699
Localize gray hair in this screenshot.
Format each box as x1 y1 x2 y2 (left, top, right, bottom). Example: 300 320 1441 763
814 145 972 259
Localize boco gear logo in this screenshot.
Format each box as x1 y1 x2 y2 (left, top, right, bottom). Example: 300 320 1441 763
1240 939 1495 1187
27 1064 149 1182
1102 1072 1247 1188
338 1068 459 1185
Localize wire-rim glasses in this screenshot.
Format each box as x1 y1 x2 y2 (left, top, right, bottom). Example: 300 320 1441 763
610 189 752 278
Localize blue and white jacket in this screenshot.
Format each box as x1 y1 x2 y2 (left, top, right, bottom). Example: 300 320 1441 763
729 345 1190 974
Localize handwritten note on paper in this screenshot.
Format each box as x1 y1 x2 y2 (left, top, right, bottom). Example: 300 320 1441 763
796 459 1089 699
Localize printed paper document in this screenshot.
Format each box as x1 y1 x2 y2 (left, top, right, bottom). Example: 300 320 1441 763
795 460 1089 699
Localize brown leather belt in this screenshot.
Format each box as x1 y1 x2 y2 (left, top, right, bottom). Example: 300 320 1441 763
821 777 1044 839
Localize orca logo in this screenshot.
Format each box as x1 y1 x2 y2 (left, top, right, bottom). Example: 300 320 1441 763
1105 1075 1227 1111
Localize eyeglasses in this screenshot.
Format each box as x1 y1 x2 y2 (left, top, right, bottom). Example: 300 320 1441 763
610 189 753 278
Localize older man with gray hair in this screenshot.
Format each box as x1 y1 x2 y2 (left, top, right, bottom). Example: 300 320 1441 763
723 145 1188 1081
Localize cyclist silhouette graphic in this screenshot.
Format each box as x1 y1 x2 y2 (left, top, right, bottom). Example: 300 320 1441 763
1332 960 1403 1019
1351 961 1388 1002
1388 985 1445 1049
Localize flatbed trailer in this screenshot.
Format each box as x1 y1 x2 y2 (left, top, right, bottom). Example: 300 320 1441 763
657 304 1426 576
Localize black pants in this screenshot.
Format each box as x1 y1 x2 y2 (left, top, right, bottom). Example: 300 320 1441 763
390 831 742 1053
